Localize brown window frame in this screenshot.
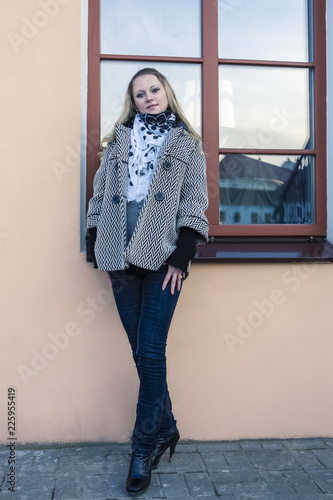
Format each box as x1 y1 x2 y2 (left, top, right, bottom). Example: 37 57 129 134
86 0 327 243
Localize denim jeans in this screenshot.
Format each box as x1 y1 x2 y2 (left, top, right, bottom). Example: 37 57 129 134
109 265 181 452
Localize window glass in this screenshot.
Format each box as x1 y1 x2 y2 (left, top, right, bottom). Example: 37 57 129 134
218 0 310 62
219 154 315 225
101 61 202 139
219 66 312 150
101 0 201 57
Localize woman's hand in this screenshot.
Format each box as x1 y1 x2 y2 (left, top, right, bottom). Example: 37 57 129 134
162 265 185 295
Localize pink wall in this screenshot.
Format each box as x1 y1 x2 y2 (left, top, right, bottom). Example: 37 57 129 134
1 0 333 444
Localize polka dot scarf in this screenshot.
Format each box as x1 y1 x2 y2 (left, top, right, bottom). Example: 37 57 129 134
127 109 176 202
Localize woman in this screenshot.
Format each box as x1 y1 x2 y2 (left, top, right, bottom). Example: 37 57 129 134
86 68 208 496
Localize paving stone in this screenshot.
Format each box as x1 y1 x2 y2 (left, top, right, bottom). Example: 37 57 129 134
33 449 59 474
185 472 216 497
105 452 129 474
102 443 131 453
175 442 198 453
14 450 36 474
283 438 328 450
1 439 333 499
239 440 263 451
8 472 54 500
159 472 189 497
53 473 81 499
154 451 206 473
259 470 296 494
313 449 333 468
210 469 262 484
290 449 324 470
115 498 192 500
324 439 333 449
308 469 333 493
58 452 105 475
213 478 271 497
0 453 8 468
260 440 285 451
246 450 300 471
200 451 229 471
0 492 32 499
81 474 112 500
275 495 333 500
114 497 192 500
223 451 256 471
196 441 242 452
283 470 322 494
220 496 275 500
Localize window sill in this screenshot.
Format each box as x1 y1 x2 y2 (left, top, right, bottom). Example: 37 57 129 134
194 237 333 263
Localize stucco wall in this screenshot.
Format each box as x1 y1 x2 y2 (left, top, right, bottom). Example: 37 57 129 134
1 0 332 445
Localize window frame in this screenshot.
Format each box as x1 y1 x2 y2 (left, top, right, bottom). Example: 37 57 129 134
86 0 327 240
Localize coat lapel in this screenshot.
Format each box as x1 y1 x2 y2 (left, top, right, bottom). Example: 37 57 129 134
115 124 131 196
155 126 184 165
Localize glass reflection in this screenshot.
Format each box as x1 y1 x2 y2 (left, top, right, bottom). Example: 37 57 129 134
101 62 202 139
218 0 310 62
101 0 201 57
219 66 311 149
219 155 315 225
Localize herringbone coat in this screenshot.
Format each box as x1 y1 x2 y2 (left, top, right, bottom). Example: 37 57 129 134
86 122 209 271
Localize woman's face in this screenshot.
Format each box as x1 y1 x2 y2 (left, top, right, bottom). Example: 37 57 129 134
132 74 168 115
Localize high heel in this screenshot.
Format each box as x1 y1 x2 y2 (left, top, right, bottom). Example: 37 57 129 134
126 449 153 496
152 428 180 469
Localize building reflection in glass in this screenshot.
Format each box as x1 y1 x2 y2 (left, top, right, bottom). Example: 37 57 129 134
219 154 315 225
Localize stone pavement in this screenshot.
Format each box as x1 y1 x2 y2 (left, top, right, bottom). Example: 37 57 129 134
1 438 333 499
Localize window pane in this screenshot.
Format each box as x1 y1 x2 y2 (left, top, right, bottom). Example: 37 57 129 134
219 154 315 225
218 0 311 62
101 61 202 139
101 0 201 57
219 66 312 149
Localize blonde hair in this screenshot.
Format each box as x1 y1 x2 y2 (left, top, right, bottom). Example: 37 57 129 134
100 67 202 153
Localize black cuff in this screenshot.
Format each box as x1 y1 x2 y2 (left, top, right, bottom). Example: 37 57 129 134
86 227 98 268
166 227 197 273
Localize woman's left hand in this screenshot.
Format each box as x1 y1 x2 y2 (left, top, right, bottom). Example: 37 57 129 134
162 265 185 295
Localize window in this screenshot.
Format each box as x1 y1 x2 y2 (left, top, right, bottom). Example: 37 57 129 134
86 0 327 245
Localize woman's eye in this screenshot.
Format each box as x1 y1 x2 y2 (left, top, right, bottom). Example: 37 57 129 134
136 93 144 99
152 87 160 93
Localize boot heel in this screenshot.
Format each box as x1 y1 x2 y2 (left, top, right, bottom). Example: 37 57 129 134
152 428 180 469
169 440 177 462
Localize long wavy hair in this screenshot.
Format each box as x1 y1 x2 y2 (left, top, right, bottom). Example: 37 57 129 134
100 67 202 151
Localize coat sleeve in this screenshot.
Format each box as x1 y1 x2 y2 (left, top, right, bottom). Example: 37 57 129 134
86 143 114 229
176 143 209 244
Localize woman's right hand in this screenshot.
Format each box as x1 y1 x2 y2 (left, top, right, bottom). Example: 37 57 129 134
162 265 184 295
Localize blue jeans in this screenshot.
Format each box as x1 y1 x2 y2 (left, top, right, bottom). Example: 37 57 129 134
109 265 182 452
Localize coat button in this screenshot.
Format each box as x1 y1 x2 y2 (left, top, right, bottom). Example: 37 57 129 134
112 194 120 204
155 192 165 201
163 161 172 171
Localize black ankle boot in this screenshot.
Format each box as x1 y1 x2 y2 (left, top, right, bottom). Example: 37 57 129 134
126 449 153 496
152 428 180 469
